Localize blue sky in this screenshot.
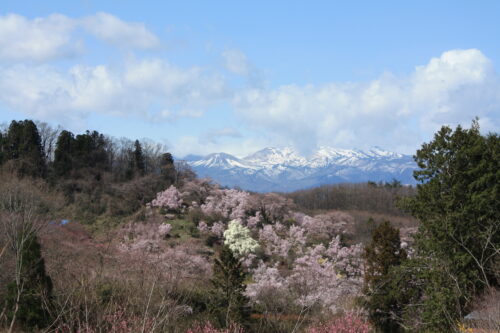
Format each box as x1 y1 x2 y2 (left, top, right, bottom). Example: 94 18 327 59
1 1 499 157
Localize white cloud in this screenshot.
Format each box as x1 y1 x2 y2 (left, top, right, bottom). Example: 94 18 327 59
222 49 263 87
0 58 228 125
233 49 500 154
0 14 79 62
0 13 160 62
172 135 266 158
81 12 160 49
222 49 252 76
201 127 242 144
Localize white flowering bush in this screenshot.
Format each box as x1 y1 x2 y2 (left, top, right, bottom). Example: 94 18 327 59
223 220 259 256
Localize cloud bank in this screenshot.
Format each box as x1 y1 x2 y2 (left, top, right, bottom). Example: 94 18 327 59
233 49 500 154
0 59 227 124
0 12 159 62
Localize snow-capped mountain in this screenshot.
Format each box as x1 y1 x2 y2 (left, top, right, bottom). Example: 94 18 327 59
184 146 417 192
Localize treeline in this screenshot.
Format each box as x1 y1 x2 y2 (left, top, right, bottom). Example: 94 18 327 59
0 119 192 224
287 181 416 216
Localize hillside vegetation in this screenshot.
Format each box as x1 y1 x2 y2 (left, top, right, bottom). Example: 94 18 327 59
0 119 498 332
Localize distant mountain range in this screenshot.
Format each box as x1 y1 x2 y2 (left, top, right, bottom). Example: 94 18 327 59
182 146 418 192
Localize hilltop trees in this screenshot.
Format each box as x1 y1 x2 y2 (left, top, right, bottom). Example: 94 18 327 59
133 139 145 176
1 120 46 178
53 130 74 177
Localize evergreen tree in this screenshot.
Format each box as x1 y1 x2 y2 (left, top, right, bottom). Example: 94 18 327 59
363 221 407 332
53 130 75 177
4 120 46 177
160 153 176 183
133 140 145 175
6 234 53 330
72 130 110 171
210 245 249 328
394 119 499 331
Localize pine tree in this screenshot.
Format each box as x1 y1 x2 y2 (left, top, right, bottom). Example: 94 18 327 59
210 245 249 328
391 119 499 331
53 130 75 177
6 234 53 330
363 221 407 332
160 153 176 183
133 140 145 176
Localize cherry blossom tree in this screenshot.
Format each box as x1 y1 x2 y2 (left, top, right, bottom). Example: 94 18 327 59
259 223 306 261
201 189 251 221
158 223 172 237
151 185 183 210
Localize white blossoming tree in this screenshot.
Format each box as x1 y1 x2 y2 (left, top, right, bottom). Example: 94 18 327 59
223 220 259 257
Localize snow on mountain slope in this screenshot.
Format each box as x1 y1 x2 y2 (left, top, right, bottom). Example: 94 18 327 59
186 146 417 192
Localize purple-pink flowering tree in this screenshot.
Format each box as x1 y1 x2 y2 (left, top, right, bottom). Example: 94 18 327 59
201 189 251 221
158 223 172 237
259 223 307 262
254 193 294 224
151 185 183 211
294 211 354 242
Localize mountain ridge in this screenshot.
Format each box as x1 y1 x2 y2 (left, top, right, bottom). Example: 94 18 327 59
183 146 417 192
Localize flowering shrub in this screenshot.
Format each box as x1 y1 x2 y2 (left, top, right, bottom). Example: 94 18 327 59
259 223 306 260
254 193 294 224
294 211 354 241
307 312 371 333
201 189 250 221
246 237 363 313
223 220 260 256
158 223 172 237
151 185 183 210
245 263 291 310
198 221 226 237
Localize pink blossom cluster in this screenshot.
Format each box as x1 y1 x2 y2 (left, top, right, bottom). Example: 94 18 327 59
197 221 226 237
180 178 214 205
258 223 306 260
158 223 172 237
201 189 251 220
151 185 183 210
255 193 294 224
245 264 290 306
118 224 211 280
293 211 354 240
246 237 363 313
307 312 371 333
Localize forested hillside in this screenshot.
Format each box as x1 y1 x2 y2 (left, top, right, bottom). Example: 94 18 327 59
0 119 498 332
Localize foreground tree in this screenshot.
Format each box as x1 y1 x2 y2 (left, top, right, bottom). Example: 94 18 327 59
396 120 499 331
5 234 53 330
362 221 407 332
0 178 54 331
210 246 249 328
